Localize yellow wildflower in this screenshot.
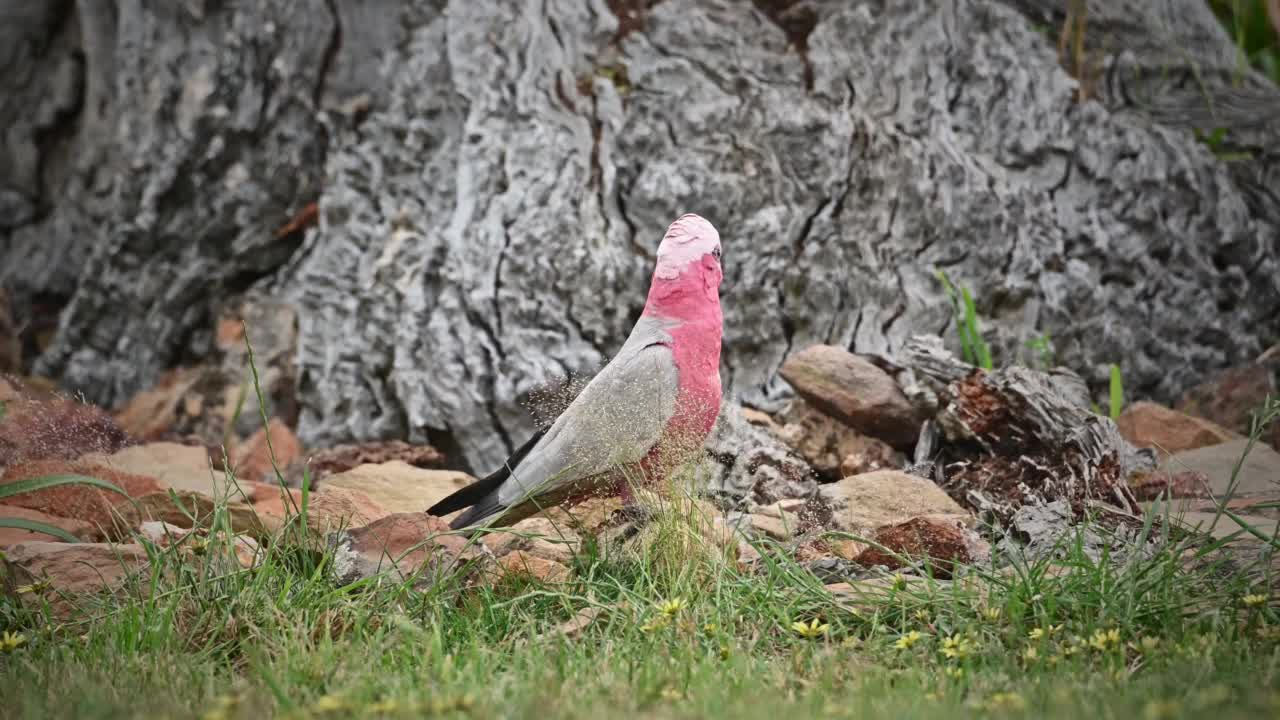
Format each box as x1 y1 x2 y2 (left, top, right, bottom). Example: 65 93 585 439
1243 594 1268 608
986 692 1026 711
0 631 26 653
659 598 686 616
891 574 907 591
1133 636 1160 653
1028 627 1045 640
982 607 1003 623
945 666 965 680
1023 646 1039 662
1143 700 1181 720
366 699 400 714
641 616 669 633
894 630 924 650
313 695 350 714
791 617 830 639
1088 628 1120 652
940 634 973 660
15 579 50 595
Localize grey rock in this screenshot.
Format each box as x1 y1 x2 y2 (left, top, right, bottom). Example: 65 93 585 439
1161 438 1280 497
702 403 818 509
1 0 1277 477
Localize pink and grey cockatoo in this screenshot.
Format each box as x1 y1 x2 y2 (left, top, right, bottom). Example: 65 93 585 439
427 214 724 532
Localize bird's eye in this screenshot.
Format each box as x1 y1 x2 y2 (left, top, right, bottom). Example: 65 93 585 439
712 246 722 260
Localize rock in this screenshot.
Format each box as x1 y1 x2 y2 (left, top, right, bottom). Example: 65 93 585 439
245 486 305 527
817 470 970 536
739 407 779 430
329 513 471 586
779 346 923 450
481 517 580 564
112 366 207 442
774 398 902 480
294 486 387 535
130 490 273 538
0 506 98 545
1165 510 1279 541
1161 439 1280 497
995 499 1156 565
1 460 166 536
318 461 475 516
493 550 571 584
1117 402 1239 457
0 288 19 374
747 498 823 541
0 395 130 467
232 418 302 485
213 297 300 438
81 442 250 501
2 541 150 615
292 440 445 483
856 516 988 578
1177 364 1276 435
703 404 817 508
538 495 624 534
134 520 189 546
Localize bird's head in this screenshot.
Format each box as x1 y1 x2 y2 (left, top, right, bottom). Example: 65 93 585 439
653 213 722 289
643 213 724 320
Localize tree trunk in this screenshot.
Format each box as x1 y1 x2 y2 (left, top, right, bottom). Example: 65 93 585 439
3 0 1278 474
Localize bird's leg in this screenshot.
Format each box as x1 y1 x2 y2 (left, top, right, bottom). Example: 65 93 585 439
612 480 655 528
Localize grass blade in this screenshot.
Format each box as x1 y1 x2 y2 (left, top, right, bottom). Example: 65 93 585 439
0 517 82 542
0 473 128 501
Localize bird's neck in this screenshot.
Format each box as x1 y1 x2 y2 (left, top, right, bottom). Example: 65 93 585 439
641 272 722 331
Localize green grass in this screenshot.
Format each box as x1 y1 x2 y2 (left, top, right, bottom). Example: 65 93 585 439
1208 0 1280 85
2 466 1279 719
936 270 994 370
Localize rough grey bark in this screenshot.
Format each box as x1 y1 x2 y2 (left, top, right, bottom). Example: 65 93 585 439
2 0 1278 474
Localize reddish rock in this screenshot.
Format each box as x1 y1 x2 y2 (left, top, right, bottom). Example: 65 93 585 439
818 470 971 535
293 440 445 483
3 541 150 616
1177 364 1276 435
481 517 580 563
856 516 985 578
775 398 902 480
1117 401 1238 457
112 367 204 442
318 462 474 516
779 345 923 449
494 550 571 584
0 506 99 545
1 460 166 536
329 513 472 585
0 396 130 467
82 442 250 501
233 417 302 484
295 486 387 535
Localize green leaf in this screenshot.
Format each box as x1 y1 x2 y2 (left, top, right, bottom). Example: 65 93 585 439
1109 364 1124 420
0 473 128 501
0 516 82 543
0 399 6 422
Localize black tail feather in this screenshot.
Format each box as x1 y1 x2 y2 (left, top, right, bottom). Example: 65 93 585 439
426 426 548 518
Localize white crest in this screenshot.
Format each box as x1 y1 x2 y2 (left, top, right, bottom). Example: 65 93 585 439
654 214 721 280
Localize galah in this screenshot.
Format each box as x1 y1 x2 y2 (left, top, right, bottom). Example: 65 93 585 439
427 213 724 532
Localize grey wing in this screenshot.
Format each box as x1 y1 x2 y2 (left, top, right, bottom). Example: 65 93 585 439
496 341 679 507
